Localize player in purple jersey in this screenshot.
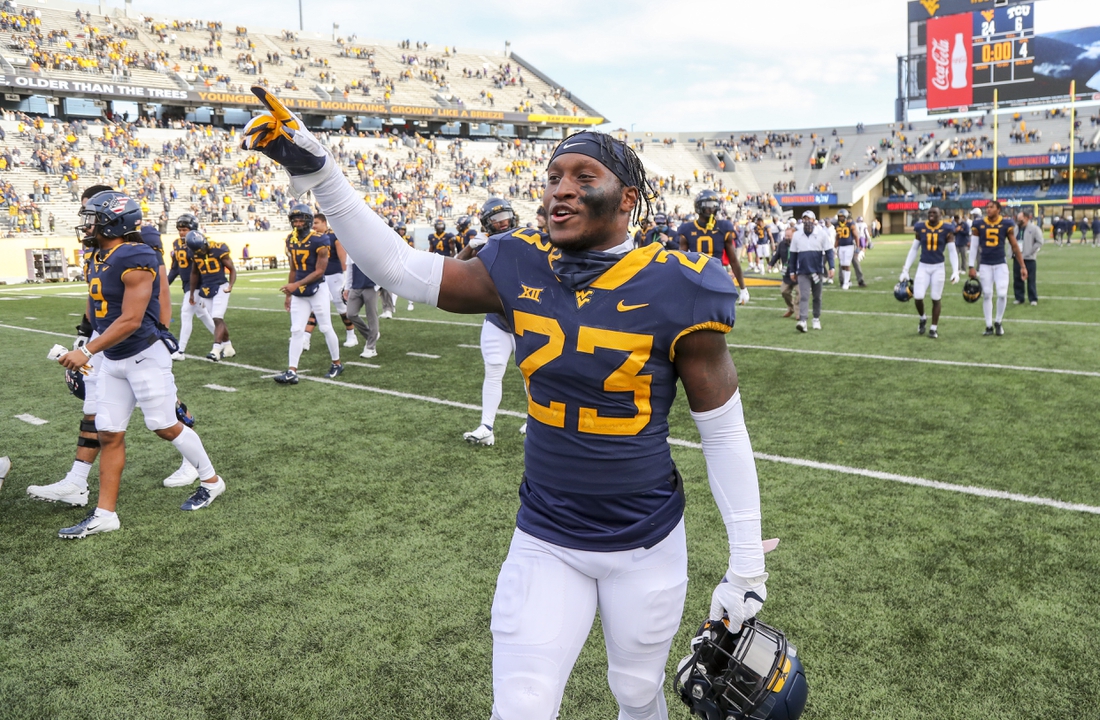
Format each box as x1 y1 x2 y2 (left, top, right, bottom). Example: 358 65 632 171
243 90 774 720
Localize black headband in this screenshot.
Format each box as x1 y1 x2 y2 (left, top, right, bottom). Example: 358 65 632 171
550 132 635 190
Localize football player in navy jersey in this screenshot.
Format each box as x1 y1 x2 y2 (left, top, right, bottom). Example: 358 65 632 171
900 207 959 339
244 92 772 720
187 231 236 361
274 203 344 383
461 197 528 446
167 213 215 360
834 209 862 289
970 200 1027 336
54 191 224 538
677 189 749 304
428 218 455 256
302 213 358 349
454 215 477 253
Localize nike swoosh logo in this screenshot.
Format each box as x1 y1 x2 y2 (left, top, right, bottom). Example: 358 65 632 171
135 358 146 364
617 301 648 312
561 142 585 150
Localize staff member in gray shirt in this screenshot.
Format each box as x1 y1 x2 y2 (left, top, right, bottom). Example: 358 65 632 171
788 211 835 332
1014 208 1044 306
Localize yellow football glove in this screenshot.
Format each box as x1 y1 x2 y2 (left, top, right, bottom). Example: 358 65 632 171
240 87 327 176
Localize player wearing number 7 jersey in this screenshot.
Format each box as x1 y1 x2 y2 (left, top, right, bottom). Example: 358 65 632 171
242 90 771 720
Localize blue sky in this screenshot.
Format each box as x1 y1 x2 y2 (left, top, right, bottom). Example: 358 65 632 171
132 0 1096 131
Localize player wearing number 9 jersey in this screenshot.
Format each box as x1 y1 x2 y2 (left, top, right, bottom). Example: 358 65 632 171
243 96 772 720
969 199 1026 336
677 189 749 304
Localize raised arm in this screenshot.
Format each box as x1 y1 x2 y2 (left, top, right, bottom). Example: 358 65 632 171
240 87 501 315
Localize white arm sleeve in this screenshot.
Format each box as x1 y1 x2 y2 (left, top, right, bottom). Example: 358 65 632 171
691 390 765 579
291 162 444 305
343 255 354 290
968 236 979 269
948 241 959 276
902 239 920 274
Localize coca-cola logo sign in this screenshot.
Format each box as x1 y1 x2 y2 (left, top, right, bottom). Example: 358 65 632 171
931 38 951 92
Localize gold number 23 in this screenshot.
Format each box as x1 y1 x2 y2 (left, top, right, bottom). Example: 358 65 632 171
513 310 653 436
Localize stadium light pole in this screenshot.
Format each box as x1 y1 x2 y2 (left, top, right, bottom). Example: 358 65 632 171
1069 79 1076 203
299 0 303 31
993 88 998 202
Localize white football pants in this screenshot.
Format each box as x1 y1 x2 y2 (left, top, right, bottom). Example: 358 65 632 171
480 320 517 429
179 293 215 351
196 289 230 320
913 262 945 301
979 262 1009 326
290 285 340 367
490 519 688 720
95 342 178 433
325 274 347 314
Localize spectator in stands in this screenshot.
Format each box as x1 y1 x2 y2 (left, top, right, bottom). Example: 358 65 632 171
1013 209 1043 306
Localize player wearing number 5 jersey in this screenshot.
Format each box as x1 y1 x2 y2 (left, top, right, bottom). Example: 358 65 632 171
677 189 749 305
970 199 1026 336
274 203 344 384
187 231 236 361
54 191 225 539
900 207 959 339
243 90 772 720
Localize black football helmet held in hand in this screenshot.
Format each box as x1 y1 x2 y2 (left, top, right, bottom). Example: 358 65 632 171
675 617 807 720
962 277 982 303
894 279 914 302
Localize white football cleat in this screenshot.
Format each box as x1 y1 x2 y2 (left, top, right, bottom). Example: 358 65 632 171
0 455 10 480
220 342 236 358
171 351 185 361
463 424 495 446
302 334 311 351
59 510 120 539
519 423 527 435
379 310 393 319
343 331 358 348
407 301 414 311
163 460 200 488
27 478 89 506
359 347 378 359
181 477 226 511
812 318 822 330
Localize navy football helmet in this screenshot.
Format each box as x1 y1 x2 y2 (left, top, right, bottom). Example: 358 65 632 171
433 218 446 233
78 191 142 247
480 197 517 234
185 230 207 253
676 617 807 720
175 213 199 232
456 215 471 232
65 369 86 400
288 202 314 228
894 279 914 302
394 220 407 235
694 189 721 218
962 277 982 303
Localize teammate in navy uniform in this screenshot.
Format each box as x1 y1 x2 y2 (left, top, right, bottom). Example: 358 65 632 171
453 215 477 254
834 209 862 289
187 231 236 361
461 197 528 447
639 212 675 248
428 218 455 256
677 189 749 304
900 207 959 339
304 213 358 350
54 191 225 538
244 93 772 720
167 213 215 359
274 203 344 383
969 199 1027 336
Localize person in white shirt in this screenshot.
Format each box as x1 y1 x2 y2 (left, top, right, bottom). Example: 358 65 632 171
787 211 835 332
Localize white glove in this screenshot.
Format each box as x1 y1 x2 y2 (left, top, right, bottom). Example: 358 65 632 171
899 270 909 283
469 232 488 249
709 572 768 628
48 343 69 360
738 287 749 305
72 334 89 351
950 272 959 285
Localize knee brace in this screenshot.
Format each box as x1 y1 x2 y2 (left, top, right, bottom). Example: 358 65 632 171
78 418 100 448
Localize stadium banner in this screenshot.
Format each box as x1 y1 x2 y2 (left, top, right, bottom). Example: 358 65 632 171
926 12 973 110
774 193 838 206
887 151 1100 175
907 0 1004 23
0 73 603 126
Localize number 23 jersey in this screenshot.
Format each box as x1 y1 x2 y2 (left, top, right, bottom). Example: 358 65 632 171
477 229 738 551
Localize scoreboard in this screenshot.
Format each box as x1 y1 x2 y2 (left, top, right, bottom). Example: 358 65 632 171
971 4 1034 94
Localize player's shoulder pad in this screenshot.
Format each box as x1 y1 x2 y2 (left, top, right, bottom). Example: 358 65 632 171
115 240 159 268
716 218 736 233
493 226 552 253
653 247 736 293
675 221 692 236
914 220 926 230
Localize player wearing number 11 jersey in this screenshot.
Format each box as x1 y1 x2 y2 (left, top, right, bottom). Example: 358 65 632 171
243 91 774 720
900 206 959 339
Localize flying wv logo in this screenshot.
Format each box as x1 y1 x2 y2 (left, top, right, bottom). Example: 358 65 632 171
517 285 544 303
921 0 940 16
575 290 593 308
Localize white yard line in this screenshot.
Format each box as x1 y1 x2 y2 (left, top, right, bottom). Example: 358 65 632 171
406 352 441 359
344 361 381 368
14 414 48 425
203 384 237 392
738 305 1100 327
457 344 481 349
2 322 1096 515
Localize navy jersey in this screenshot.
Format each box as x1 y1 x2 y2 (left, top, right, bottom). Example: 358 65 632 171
477 229 738 552
286 230 330 297
87 241 160 360
168 236 195 293
972 216 1015 265
140 226 166 267
954 220 971 249
193 242 231 298
322 233 344 276
677 218 736 261
454 228 477 253
753 222 768 246
915 221 956 264
428 231 454 256
835 220 857 247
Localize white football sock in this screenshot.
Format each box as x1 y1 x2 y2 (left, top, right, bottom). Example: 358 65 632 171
480 362 507 428
93 507 117 519
69 459 91 485
289 330 306 368
319 324 340 360
995 294 1007 323
170 426 216 481
982 294 994 327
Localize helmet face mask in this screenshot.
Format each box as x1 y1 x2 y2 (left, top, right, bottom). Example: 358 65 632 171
434 220 446 233
695 190 721 219
675 618 807 720
288 203 314 232
78 191 141 248
176 213 199 238
480 198 517 235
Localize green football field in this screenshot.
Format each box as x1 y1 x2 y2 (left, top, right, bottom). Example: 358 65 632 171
1 235 1098 720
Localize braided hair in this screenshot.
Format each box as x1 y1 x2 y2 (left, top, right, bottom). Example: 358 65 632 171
558 130 655 225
